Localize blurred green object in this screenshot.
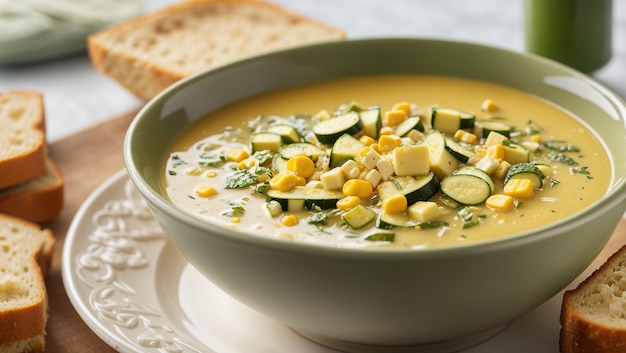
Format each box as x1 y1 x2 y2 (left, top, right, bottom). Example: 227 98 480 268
524 0 613 73
0 0 143 66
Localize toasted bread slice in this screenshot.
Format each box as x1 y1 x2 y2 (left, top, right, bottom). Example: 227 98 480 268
88 0 345 100
560 245 626 353
0 158 64 224
0 91 46 190
0 214 55 353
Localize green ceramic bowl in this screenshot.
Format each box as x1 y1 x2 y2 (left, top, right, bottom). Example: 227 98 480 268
124 38 626 350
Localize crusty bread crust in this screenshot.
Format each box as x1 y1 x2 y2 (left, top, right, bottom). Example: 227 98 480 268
0 91 46 190
0 214 54 352
0 158 64 224
88 0 345 100
560 245 626 353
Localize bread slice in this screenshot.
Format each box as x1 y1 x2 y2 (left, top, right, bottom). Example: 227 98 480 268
0 158 64 224
0 91 46 190
560 245 626 353
88 0 346 100
0 214 55 353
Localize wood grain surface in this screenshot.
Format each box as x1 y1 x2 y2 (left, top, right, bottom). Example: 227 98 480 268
40 111 625 352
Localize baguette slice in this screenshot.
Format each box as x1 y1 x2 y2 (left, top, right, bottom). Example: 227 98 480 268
0 214 55 353
560 245 626 353
0 157 64 224
88 0 346 100
0 91 46 190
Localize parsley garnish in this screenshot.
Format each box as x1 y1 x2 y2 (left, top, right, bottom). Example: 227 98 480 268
223 170 257 189
458 207 485 229
549 179 560 187
306 210 328 226
365 232 395 242
252 150 273 165
571 166 594 179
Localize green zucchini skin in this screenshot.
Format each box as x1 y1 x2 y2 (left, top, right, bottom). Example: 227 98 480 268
376 172 440 206
504 163 545 188
329 134 365 168
440 174 492 205
313 111 363 144
266 187 345 211
343 204 377 229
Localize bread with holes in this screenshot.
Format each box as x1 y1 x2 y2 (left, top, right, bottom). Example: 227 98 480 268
0 214 55 353
0 158 64 224
0 90 46 190
560 245 626 353
88 0 345 100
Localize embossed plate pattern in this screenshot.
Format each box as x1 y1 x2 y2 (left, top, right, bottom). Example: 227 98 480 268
62 170 568 353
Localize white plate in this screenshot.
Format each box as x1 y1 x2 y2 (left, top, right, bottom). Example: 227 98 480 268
63 170 568 353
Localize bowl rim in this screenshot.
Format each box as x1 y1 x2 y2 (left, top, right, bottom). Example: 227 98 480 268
124 37 626 258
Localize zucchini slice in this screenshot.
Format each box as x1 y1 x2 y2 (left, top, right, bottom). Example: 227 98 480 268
431 107 475 134
504 163 545 188
342 204 377 229
359 108 382 139
444 137 475 163
453 166 496 192
330 133 366 168
479 121 513 138
440 174 491 205
364 232 395 242
376 172 439 206
313 111 363 144
271 154 289 174
394 116 424 137
419 131 459 179
266 187 345 211
278 143 324 161
266 124 301 144
502 142 530 165
250 132 283 153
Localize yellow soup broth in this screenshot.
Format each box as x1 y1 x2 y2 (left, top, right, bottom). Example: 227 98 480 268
163 75 611 249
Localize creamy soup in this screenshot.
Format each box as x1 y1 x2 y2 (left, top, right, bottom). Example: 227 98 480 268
163 75 610 249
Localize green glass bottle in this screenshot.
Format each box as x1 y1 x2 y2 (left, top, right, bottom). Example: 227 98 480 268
524 0 613 73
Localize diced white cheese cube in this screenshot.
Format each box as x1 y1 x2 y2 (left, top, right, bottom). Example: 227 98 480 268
408 201 441 223
341 160 361 179
376 157 395 180
320 167 345 190
364 169 382 188
475 155 500 174
359 149 381 170
392 145 430 176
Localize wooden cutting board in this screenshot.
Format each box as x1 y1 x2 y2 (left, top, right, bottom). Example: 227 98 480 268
41 111 626 352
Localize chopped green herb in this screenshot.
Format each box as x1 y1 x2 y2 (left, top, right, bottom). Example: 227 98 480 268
168 170 177 176
458 207 485 229
418 220 448 229
306 210 328 226
224 170 257 189
544 140 580 153
254 181 270 194
548 152 579 166
252 150 273 165
389 177 402 190
571 166 594 179
549 179 560 187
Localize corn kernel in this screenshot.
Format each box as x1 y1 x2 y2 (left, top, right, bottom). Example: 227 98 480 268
195 185 218 197
384 110 407 127
314 109 332 120
287 155 315 178
270 172 298 192
231 217 241 223
378 134 402 153
342 179 373 199
531 134 541 143
226 148 249 162
369 143 381 153
485 194 514 211
503 178 534 198
392 101 412 115
294 175 307 186
481 99 498 113
359 135 376 146
336 196 362 210
382 194 408 214
281 214 299 226
454 129 477 144
206 171 218 178
379 127 394 136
